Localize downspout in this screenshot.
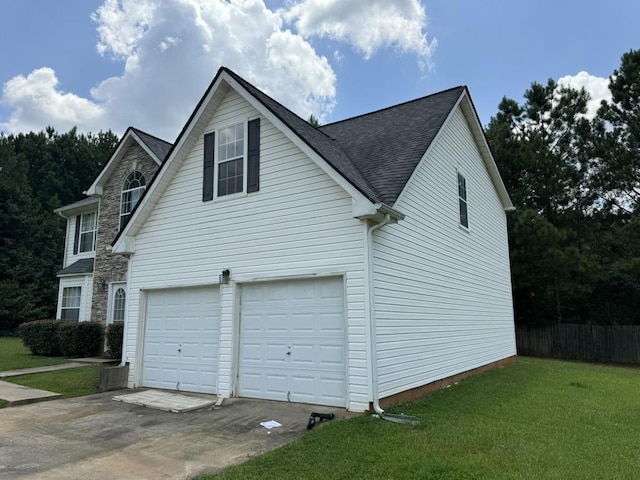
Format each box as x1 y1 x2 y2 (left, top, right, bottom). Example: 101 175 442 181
367 214 390 416
366 214 420 425
118 252 132 368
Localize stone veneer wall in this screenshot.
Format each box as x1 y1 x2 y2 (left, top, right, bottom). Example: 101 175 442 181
91 144 160 324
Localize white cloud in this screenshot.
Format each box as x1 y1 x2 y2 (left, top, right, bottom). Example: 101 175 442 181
92 0 156 58
0 68 105 133
557 71 611 120
0 0 435 137
283 0 436 66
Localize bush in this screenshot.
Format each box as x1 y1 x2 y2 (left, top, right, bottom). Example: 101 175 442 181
58 322 104 357
106 322 124 360
19 320 104 357
19 320 62 356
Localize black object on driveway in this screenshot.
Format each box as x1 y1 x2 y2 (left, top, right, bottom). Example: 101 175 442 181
307 412 335 430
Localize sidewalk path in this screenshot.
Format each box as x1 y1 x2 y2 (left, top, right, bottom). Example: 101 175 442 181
0 362 88 379
0 358 115 407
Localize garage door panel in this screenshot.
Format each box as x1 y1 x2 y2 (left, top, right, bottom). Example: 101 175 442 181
143 287 219 394
239 277 345 407
265 374 287 395
319 312 344 333
291 313 314 332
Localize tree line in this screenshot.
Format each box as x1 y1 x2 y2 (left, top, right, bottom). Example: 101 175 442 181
487 49 640 325
0 128 118 331
1 49 639 331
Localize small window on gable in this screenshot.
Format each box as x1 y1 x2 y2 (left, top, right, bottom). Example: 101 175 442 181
458 171 469 229
77 212 97 253
120 171 146 229
203 118 260 202
217 123 245 197
61 286 81 322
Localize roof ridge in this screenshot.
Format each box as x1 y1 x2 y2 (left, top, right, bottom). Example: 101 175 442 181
320 85 466 128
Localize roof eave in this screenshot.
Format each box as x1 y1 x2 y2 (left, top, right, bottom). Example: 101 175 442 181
53 197 100 218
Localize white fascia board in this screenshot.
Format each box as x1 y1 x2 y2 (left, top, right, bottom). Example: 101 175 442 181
458 91 514 211
112 234 135 254
53 197 99 218
223 74 376 212
353 198 405 222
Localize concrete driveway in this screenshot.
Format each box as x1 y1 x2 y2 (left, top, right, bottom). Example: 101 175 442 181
0 390 350 480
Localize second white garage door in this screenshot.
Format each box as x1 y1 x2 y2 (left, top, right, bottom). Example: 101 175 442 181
143 286 219 394
238 277 346 407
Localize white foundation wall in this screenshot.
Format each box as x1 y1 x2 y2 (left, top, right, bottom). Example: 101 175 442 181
372 106 516 399
123 90 369 411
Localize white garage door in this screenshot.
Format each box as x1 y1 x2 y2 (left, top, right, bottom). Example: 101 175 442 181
143 286 219 394
238 277 346 407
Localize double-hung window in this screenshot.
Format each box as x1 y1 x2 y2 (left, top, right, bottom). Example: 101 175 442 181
78 212 97 253
61 287 81 321
217 123 245 197
203 118 260 202
458 171 469 229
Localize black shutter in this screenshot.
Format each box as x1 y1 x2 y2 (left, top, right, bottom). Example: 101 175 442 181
73 216 81 254
203 132 215 201
247 118 260 193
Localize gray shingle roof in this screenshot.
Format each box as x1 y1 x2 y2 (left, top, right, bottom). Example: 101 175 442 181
57 258 94 276
320 87 465 204
132 128 172 161
224 68 464 205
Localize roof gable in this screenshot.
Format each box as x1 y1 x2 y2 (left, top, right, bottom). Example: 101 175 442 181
85 127 171 196
113 67 512 252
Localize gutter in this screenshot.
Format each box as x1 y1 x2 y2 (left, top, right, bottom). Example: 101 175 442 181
365 214 420 425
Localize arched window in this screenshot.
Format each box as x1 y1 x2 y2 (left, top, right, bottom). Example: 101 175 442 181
120 171 146 229
112 287 126 323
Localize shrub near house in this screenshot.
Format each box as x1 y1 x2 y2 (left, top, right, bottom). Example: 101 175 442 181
20 320 103 357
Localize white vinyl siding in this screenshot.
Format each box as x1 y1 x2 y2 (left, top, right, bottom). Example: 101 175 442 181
372 106 515 399
123 90 368 411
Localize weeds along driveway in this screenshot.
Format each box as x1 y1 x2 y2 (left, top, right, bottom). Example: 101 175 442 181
0 389 349 480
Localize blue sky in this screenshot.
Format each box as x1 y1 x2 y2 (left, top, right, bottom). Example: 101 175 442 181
0 0 637 141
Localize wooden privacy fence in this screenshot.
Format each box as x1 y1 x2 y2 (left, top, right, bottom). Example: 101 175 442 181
516 324 640 365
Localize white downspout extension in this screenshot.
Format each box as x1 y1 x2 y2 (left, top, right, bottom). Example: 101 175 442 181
367 214 391 416
119 253 132 368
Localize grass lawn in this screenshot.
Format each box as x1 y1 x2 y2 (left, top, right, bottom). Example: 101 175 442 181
6 365 102 399
203 357 640 480
0 337 67 371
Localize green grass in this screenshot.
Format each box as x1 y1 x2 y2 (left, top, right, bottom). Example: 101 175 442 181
202 357 640 480
0 337 67 371
7 365 102 398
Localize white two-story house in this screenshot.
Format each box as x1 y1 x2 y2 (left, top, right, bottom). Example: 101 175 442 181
105 67 517 412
